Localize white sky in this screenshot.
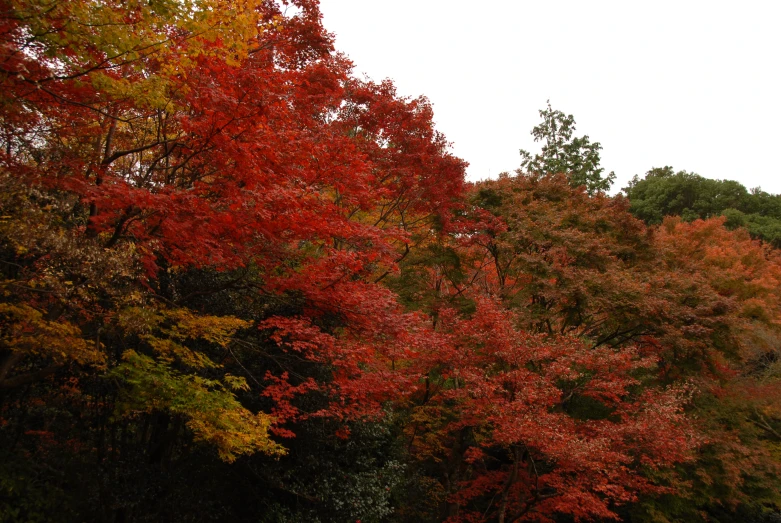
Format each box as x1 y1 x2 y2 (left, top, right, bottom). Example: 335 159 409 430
318 0 781 194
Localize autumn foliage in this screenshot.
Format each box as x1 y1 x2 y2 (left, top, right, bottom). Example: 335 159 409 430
0 1 779 522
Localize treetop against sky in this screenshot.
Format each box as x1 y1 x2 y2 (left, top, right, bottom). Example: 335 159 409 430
319 0 781 193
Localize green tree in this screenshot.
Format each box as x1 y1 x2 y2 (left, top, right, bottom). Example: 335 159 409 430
624 167 781 247
519 101 616 194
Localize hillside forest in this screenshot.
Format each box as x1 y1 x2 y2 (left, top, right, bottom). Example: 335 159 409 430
1 1 780 522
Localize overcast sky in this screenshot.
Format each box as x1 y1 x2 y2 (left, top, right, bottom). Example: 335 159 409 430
318 0 781 194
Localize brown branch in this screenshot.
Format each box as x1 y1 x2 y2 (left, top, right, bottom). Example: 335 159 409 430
101 139 175 166
0 351 24 382
175 269 250 305
0 363 61 389
752 408 781 440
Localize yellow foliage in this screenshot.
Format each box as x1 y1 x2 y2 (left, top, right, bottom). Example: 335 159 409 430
113 351 284 462
0 303 104 367
118 306 250 369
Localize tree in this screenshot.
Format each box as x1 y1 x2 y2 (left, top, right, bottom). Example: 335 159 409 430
469 174 653 343
630 216 781 522
624 167 781 247
400 296 698 523
0 0 463 519
519 102 616 195
458 175 781 521
385 176 707 521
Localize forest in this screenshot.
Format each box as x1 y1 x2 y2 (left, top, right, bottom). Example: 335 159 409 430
1 1 780 522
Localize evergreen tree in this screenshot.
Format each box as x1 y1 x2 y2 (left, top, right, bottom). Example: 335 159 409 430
519 101 616 194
